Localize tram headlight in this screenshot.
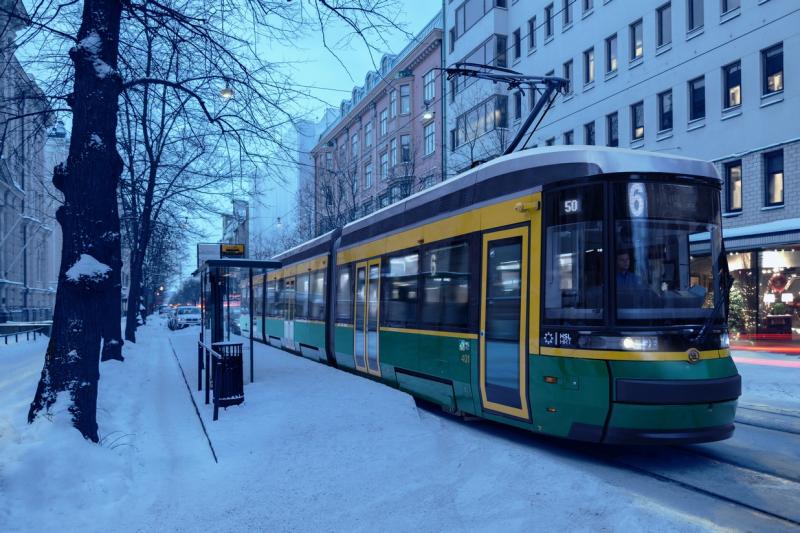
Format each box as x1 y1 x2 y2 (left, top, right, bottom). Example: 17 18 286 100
720 332 730 349
621 336 659 351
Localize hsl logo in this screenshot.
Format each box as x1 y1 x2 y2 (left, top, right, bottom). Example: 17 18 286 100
687 348 701 364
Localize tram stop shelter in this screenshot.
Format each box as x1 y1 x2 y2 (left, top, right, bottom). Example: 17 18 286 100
195 258 281 420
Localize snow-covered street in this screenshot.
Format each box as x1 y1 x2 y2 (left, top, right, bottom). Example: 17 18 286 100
1 320 799 532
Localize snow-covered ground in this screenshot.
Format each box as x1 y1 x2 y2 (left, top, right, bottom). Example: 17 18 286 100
1 321 798 532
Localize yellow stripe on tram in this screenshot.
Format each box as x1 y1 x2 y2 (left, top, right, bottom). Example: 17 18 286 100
539 347 729 361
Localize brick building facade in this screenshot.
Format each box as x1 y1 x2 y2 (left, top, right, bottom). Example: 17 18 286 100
311 13 444 235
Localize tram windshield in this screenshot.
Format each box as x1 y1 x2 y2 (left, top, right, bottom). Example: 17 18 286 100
544 178 724 327
614 181 723 325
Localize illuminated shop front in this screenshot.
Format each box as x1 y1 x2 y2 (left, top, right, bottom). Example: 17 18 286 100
720 220 800 340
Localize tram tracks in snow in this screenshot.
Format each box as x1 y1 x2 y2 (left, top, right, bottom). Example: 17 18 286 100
605 411 800 531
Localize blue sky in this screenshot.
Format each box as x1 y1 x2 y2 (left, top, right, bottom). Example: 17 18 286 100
275 1 442 120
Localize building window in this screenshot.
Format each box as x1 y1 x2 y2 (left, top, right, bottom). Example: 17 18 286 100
514 90 522 120
583 48 594 85
687 0 703 32
657 2 671 47
365 163 373 188
631 101 644 141
724 160 742 212
545 137 555 146
605 34 618 73
563 130 574 145
722 0 740 14
606 112 618 147
453 94 508 148
528 17 536 50
364 121 373 147
583 0 593 12
424 122 435 156
630 19 643 61
563 0 573 27
764 150 784 206
380 152 389 180
449 27 456 53
389 90 397 118
513 28 521 59
400 85 410 115
563 59 573 94
762 43 783 95
584 121 595 145
545 4 554 38
658 90 673 131
401 135 411 162
325 152 333 170
390 138 397 166
423 70 436 102
351 133 359 157
723 61 742 109
496 34 508 68
528 88 536 111
380 109 389 136
688 76 705 121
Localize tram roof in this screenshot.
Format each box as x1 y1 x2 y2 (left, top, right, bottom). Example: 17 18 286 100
339 146 720 249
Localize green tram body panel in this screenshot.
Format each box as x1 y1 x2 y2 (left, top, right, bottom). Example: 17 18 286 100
265 318 282 339
293 321 326 351
334 325 355 369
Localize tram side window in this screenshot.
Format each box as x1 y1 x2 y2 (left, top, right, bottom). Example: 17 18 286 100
383 252 419 326
310 270 326 321
421 242 470 329
544 185 605 323
266 280 277 317
277 279 287 319
335 265 353 322
296 273 310 320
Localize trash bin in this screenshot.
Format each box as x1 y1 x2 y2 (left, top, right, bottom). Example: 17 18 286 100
211 342 244 417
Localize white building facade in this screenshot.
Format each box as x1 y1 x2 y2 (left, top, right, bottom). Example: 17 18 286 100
444 0 798 338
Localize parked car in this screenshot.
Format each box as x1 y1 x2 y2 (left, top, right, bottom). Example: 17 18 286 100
158 305 171 316
169 306 201 330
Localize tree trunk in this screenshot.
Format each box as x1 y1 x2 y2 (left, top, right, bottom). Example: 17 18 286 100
28 0 124 442
124 246 143 343
101 275 124 361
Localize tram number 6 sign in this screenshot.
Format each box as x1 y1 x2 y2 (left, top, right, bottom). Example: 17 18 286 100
628 182 647 218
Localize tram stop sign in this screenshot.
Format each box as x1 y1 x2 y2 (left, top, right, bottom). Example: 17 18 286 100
220 244 245 258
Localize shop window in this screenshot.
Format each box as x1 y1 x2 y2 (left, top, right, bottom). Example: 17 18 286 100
421 242 470 329
383 253 419 325
759 249 800 337
727 252 758 337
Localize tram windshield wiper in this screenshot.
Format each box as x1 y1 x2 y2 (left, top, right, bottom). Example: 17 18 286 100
443 63 569 155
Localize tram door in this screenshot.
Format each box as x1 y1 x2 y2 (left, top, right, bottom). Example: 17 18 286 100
479 227 530 421
283 277 296 346
353 259 382 376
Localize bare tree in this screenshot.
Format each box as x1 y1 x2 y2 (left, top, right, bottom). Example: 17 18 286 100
13 0 405 441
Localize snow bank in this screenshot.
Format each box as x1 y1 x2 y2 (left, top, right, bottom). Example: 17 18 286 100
65 254 110 282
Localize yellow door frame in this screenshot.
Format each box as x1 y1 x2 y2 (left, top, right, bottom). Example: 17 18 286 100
479 226 530 421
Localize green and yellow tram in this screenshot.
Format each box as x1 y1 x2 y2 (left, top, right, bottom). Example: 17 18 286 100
246 146 741 444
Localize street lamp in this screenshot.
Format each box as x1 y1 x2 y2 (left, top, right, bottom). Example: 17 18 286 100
220 85 234 100
422 107 435 121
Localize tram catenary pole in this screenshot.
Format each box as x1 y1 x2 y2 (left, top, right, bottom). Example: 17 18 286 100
444 63 568 155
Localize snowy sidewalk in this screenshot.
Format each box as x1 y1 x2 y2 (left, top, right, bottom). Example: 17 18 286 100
2 323 795 532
